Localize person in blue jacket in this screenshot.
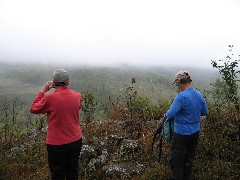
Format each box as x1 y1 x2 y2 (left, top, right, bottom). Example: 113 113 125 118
165 70 208 180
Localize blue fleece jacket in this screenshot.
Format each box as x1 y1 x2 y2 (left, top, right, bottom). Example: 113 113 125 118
166 87 208 135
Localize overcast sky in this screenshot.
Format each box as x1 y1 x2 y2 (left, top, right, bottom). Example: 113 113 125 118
0 0 240 68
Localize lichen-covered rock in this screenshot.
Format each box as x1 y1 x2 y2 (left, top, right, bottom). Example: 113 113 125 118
108 134 124 145
102 163 146 179
86 141 110 172
87 149 108 172
95 141 109 156
119 139 143 159
79 144 98 163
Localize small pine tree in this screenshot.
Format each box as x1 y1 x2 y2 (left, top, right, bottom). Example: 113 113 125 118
211 45 240 138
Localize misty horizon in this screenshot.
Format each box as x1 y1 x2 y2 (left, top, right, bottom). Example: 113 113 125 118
1 0 240 69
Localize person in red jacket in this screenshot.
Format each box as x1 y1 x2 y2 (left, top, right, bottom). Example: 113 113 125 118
30 69 83 180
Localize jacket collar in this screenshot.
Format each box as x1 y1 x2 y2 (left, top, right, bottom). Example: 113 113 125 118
55 86 69 92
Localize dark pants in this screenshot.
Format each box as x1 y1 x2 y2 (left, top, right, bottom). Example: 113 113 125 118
169 131 199 180
47 138 82 180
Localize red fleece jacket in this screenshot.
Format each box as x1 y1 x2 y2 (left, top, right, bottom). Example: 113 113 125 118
30 86 82 145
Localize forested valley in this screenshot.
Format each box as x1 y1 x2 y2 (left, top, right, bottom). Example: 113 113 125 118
0 63 239 179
